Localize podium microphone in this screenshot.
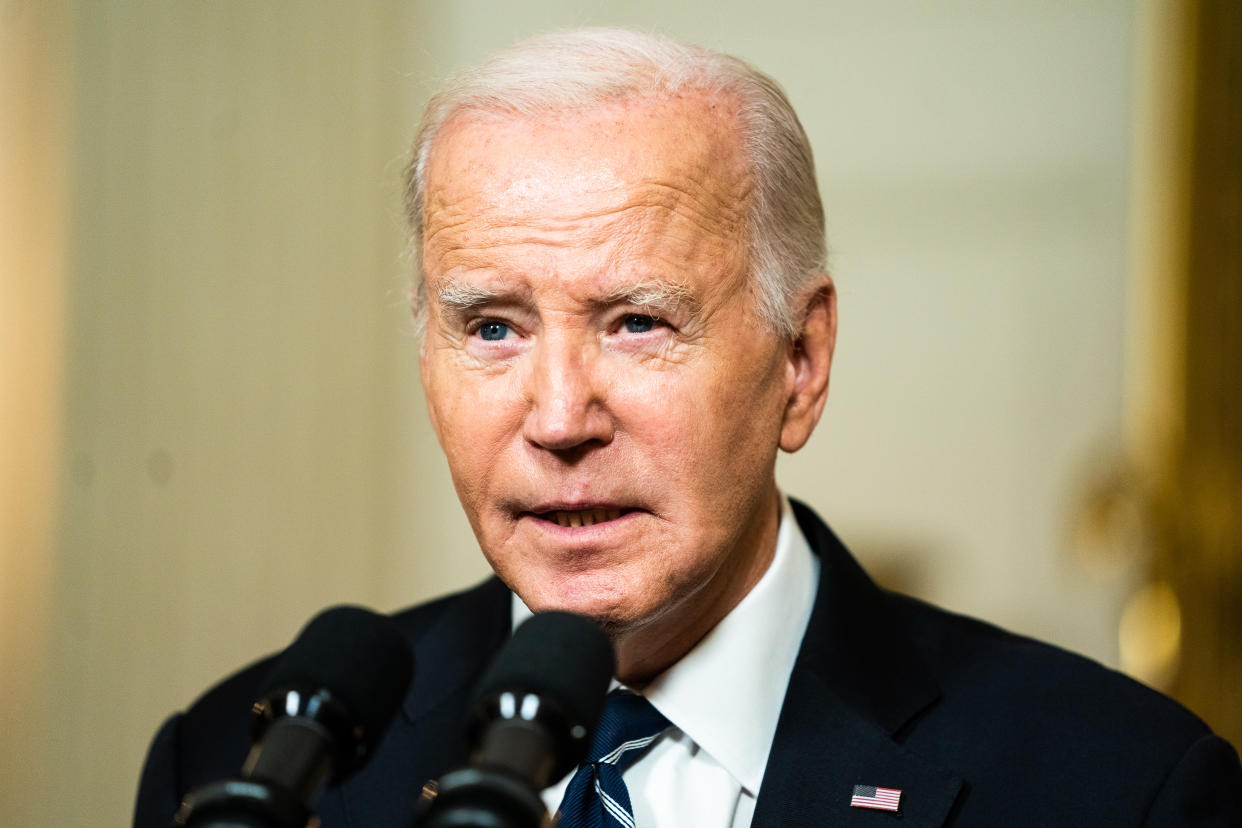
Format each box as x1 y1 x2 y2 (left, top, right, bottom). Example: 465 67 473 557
177 605 415 828
417 611 614 828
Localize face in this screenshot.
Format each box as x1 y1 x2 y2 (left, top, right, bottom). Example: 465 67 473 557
419 93 829 671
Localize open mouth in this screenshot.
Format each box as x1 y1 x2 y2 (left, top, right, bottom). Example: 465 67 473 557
530 508 634 528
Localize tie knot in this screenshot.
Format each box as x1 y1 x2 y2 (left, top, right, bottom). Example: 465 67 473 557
585 690 670 770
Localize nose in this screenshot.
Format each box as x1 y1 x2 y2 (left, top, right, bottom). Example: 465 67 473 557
521 335 614 453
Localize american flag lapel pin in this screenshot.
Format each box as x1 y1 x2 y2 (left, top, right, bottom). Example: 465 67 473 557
850 784 902 812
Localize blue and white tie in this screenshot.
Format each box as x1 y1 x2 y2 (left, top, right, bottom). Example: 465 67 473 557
556 690 670 828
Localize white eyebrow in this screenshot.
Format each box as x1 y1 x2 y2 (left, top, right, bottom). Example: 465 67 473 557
602 280 697 315
433 279 506 314
432 277 697 317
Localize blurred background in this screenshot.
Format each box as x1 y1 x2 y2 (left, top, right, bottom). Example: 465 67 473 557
3 0 1238 823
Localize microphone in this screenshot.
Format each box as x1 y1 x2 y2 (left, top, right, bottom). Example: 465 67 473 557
417 611 614 828
177 605 415 828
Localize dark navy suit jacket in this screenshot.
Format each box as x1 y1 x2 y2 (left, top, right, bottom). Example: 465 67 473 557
135 502 1242 826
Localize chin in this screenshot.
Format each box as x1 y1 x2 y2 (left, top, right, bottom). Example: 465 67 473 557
523 573 655 632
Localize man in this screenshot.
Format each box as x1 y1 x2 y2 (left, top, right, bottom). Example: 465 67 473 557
136 28 1242 827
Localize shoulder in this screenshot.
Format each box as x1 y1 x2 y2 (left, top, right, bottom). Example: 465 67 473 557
893 590 1205 741
792 497 1220 763
788 499 1240 822
888 592 1242 824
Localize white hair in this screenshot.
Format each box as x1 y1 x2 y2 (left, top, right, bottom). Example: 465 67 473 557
403 27 827 338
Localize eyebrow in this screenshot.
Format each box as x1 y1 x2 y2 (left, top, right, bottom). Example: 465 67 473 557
601 280 698 316
431 277 699 317
433 279 521 315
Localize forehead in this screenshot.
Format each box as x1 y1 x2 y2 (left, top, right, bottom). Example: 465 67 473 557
421 92 753 257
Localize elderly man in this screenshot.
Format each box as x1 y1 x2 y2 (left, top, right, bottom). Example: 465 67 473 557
136 29 1241 827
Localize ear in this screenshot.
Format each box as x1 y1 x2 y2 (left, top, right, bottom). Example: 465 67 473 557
779 273 837 453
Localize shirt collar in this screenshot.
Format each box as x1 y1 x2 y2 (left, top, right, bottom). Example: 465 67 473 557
512 495 820 794
640 495 818 793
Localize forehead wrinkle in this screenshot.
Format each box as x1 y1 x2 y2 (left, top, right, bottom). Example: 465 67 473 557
426 165 749 251
620 190 748 257
426 203 714 275
426 193 746 315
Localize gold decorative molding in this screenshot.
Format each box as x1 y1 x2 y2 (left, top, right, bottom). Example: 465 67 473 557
1125 0 1242 748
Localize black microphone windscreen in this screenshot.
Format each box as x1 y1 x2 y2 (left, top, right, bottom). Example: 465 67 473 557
262 605 414 754
476 611 614 730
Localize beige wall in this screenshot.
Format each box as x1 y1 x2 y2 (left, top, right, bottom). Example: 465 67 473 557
2 2 1143 824
1 1 70 823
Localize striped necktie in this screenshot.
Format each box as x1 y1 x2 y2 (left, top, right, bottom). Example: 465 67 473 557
556 690 670 828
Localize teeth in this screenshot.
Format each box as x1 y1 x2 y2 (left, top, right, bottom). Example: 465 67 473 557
550 509 623 527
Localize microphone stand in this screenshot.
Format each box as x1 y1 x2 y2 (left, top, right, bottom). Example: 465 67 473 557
175 775 312 828
415 700 559 828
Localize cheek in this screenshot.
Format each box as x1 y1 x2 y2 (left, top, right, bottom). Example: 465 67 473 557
422 361 461 452
696 364 787 491
423 362 513 502
609 355 784 494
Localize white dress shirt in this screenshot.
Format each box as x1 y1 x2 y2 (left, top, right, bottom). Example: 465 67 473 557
512 496 820 828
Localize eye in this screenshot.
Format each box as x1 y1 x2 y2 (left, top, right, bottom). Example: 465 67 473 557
622 314 659 334
477 321 511 341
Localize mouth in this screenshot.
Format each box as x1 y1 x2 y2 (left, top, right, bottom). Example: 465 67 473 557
522 506 638 528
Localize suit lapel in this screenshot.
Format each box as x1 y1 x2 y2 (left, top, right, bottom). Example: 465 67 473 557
752 503 964 827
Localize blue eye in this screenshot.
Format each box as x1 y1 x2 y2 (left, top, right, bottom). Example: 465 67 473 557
623 314 658 333
478 321 510 341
